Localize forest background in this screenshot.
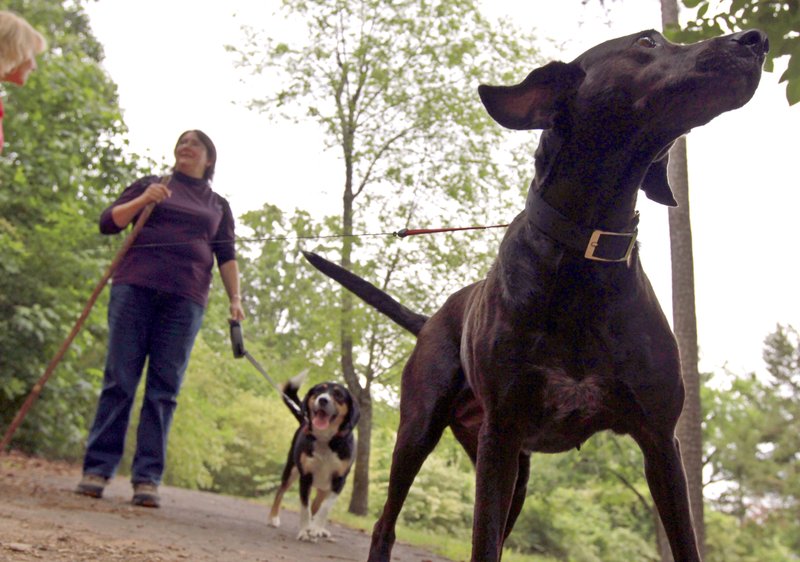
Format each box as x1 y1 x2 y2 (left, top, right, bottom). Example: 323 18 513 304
1 1 798 561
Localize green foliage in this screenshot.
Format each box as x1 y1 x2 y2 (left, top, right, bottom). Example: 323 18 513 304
504 435 657 560
705 509 796 561
674 0 800 104
702 324 799 558
0 0 142 456
231 0 543 351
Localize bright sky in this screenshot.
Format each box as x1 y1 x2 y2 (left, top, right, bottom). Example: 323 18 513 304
84 0 798 377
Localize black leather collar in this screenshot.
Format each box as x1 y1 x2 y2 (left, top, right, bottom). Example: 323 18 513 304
526 191 639 263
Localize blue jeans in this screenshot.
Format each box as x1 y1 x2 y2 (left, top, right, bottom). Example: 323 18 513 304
83 284 204 485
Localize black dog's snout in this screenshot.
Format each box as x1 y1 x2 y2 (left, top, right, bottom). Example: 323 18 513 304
318 396 329 407
732 29 769 56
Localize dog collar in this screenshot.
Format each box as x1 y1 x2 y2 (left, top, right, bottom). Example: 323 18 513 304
526 191 638 263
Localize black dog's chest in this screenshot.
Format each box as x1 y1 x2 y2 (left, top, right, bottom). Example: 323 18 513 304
521 365 631 453
471 299 663 451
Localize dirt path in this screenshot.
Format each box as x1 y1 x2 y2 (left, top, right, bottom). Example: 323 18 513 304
0 452 454 562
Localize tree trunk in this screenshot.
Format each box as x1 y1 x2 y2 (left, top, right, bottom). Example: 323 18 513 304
348 390 372 514
658 3 705 560
666 137 705 559
339 126 370 516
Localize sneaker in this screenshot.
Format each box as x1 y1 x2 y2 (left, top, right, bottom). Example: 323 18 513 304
132 482 160 508
75 474 108 498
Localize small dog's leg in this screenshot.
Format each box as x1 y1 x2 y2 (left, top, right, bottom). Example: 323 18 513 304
311 489 329 516
268 468 298 528
296 475 317 542
309 492 337 540
297 506 315 542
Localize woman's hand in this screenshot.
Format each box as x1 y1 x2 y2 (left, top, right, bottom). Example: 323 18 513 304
111 181 172 228
220 260 245 322
141 182 172 204
229 296 245 322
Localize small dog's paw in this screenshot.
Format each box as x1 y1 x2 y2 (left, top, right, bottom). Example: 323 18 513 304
268 515 280 528
309 525 331 539
297 527 318 542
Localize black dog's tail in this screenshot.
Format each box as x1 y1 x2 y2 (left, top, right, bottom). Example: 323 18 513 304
282 370 308 424
302 251 428 336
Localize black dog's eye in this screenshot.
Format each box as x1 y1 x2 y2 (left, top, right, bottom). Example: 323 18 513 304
636 36 657 49
332 388 346 401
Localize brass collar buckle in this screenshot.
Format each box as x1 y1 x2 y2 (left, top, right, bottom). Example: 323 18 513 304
584 230 638 263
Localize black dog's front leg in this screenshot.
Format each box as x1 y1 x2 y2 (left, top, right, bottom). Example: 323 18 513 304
472 420 524 562
636 431 701 561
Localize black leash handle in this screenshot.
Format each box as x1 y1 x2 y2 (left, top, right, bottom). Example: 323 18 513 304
229 320 302 418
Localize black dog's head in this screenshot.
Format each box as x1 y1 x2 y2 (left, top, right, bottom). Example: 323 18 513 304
478 29 768 207
302 382 360 435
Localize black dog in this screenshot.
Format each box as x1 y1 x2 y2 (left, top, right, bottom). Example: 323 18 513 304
305 29 767 561
268 371 359 542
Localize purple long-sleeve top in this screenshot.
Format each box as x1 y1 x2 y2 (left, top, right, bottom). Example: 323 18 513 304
100 171 236 307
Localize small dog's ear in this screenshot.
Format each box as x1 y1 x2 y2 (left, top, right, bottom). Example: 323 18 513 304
641 150 678 207
478 61 585 130
302 389 313 418
341 392 360 433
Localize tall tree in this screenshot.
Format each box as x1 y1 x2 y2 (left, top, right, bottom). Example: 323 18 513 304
232 0 539 514
658 1 706 559
0 0 141 456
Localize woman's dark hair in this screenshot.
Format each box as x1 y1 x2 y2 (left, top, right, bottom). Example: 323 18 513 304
174 129 217 181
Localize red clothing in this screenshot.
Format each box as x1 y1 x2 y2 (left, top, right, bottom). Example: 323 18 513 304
100 171 237 307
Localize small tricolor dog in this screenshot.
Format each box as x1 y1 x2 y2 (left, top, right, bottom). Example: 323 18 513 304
268 371 360 542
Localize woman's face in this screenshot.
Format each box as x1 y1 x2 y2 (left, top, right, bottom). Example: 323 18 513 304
3 57 37 85
174 132 211 179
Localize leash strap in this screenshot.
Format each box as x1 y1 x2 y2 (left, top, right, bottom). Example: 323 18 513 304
229 320 303 418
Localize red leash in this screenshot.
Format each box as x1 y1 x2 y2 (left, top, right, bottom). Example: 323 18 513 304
394 224 509 238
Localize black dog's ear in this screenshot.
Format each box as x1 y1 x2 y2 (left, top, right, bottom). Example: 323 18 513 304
641 149 678 207
341 392 360 433
478 61 585 130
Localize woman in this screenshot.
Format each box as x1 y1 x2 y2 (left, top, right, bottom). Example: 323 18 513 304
0 10 47 152
76 130 245 508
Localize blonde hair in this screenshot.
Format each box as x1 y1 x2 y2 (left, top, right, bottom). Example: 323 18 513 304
0 11 47 77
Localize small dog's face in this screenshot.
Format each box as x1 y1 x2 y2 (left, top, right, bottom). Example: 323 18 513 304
303 382 359 434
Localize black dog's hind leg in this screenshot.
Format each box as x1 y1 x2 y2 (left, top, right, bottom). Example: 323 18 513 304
368 353 463 561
